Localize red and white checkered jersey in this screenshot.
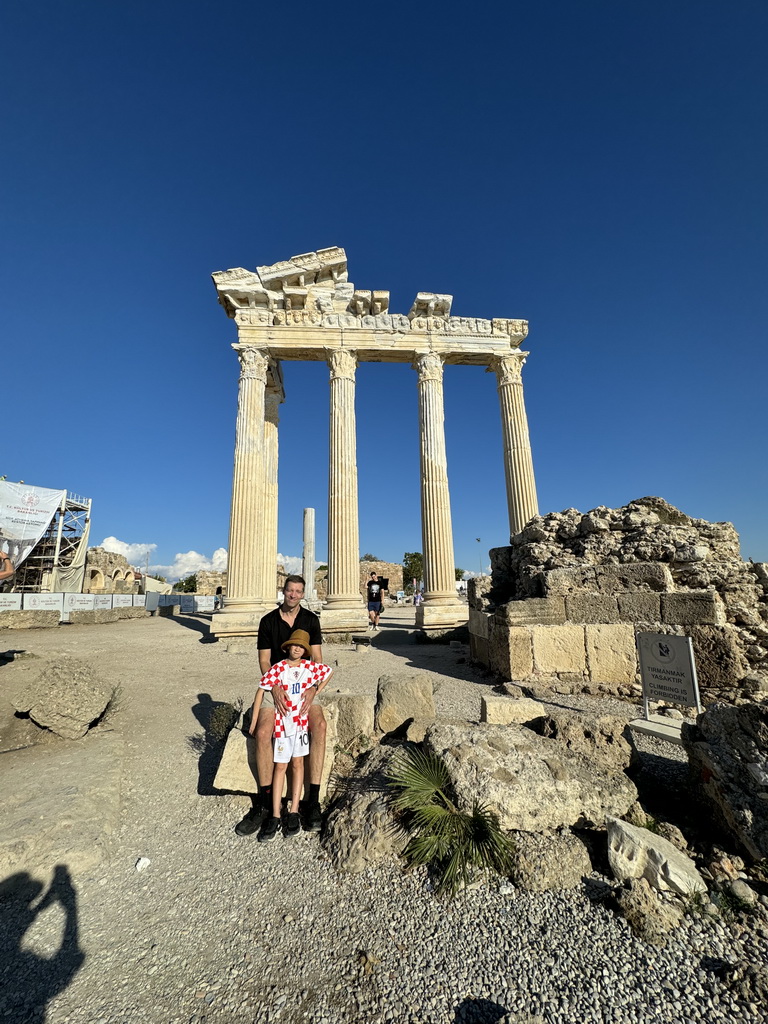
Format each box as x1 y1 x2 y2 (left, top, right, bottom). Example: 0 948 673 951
259 659 333 738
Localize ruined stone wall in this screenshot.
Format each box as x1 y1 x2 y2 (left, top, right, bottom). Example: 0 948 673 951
469 498 768 703
195 570 227 595
359 561 403 599
85 547 139 594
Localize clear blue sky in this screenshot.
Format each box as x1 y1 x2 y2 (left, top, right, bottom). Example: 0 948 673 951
2 1 766 580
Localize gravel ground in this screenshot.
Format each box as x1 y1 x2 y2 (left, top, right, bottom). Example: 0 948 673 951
1 609 767 1024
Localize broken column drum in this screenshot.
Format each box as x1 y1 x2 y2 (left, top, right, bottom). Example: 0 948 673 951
210 247 539 636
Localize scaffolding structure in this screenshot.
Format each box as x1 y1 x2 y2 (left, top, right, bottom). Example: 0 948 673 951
13 492 92 593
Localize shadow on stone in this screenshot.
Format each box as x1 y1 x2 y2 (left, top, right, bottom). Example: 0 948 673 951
0 865 85 1023
189 692 241 795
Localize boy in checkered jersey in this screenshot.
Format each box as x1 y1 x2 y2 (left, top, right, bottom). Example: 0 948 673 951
249 629 333 842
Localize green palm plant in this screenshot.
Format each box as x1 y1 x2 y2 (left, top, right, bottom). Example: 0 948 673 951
386 748 516 896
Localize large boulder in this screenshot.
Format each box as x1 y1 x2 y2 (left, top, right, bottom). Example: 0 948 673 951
508 828 592 891
375 673 435 740
613 878 684 945
481 696 547 725
682 702 768 861
525 710 637 774
606 817 706 894
11 658 114 740
322 744 408 873
425 722 637 832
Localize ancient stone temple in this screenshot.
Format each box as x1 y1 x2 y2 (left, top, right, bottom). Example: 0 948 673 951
210 247 538 637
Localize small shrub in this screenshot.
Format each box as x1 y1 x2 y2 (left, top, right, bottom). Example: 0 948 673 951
209 698 242 743
386 748 516 897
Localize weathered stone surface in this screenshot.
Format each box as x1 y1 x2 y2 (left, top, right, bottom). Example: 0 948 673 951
0 729 123 881
682 702 768 861
468 607 489 640
526 710 636 774
500 597 566 626
426 722 637 833
481 696 547 725
489 623 532 680
374 673 435 737
213 726 259 794
585 624 637 685
322 745 408 873
70 609 121 625
508 828 592 891
322 692 375 754
565 594 620 624
499 682 525 698
607 817 706 894
531 624 585 675
11 658 115 740
688 625 749 691
617 592 661 623
613 877 684 945
661 591 726 626
0 610 60 630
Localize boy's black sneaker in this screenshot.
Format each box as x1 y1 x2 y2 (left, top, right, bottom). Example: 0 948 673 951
257 816 281 843
234 804 268 837
285 812 301 838
300 800 323 833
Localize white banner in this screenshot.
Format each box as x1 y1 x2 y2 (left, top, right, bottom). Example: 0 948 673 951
133 595 146 607
62 593 96 621
0 482 65 569
0 594 22 611
94 595 113 610
195 595 215 612
23 593 64 615
112 595 133 608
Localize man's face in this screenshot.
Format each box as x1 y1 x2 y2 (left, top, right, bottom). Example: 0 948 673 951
283 582 304 608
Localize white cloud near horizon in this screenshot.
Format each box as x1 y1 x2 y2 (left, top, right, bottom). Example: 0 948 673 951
102 536 228 581
101 537 157 563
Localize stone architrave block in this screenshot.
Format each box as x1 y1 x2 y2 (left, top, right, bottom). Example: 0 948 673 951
374 673 435 737
617 593 661 623
565 594 620 624
468 607 490 640
541 566 597 596
489 623 533 680
0 610 60 630
661 591 726 626
480 696 547 725
531 625 586 675
585 625 637 685
593 564 674 594
426 722 637 832
321 693 375 754
500 597 566 626
607 817 706 894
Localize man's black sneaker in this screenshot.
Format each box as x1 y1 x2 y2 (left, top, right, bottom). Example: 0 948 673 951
257 816 281 843
234 804 268 837
285 812 301 838
300 800 323 833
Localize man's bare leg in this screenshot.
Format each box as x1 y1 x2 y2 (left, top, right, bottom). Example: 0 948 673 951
234 706 275 836
302 705 327 831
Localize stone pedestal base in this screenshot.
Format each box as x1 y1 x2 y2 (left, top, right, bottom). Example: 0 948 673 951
320 604 369 636
416 601 467 631
208 601 273 639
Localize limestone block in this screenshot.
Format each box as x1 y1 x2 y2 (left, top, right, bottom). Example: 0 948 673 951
467 575 493 611
69 609 121 625
661 591 726 626
499 597 566 626
489 623 533 680
585 625 637 685
158 604 180 617
565 594 620 624
531 625 586 675
426 722 637 832
541 566 597 596
617 592 661 623
11 658 114 740
607 817 706 894
468 607 490 640
688 625 748 690
213 727 259 794
320 692 375 754
0 610 60 630
374 673 435 736
593 564 674 594
509 829 593 891
480 696 547 725
527 710 636 774
614 878 684 945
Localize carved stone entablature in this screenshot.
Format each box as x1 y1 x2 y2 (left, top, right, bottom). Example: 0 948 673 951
360 313 411 332
445 316 493 335
257 247 348 291
273 310 323 326
492 319 529 347
411 316 448 333
348 289 391 316
409 292 453 320
235 308 273 327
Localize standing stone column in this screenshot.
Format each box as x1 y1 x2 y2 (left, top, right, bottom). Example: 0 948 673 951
323 348 367 633
413 353 464 629
211 345 271 637
262 363 284 606
303 508 317 601
492 352 538 538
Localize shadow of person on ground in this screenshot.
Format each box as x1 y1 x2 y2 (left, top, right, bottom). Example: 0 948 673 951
166 614 215 640
0 865 85 1023
189 692 242 795
452 996 510 1023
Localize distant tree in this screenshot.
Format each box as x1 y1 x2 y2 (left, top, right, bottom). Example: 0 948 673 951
361 553 379 562
317 564 328 573
455 568 465 581
174 573 197 593
403 552 423 595
146 573 167 583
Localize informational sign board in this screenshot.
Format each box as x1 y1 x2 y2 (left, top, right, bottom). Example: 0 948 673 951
158 594 178 606
636 632 702 713
0 594 22 611
94 595 113 610
112 595 133 608
144 592 160 612
180 595 195 614
133 595 147 607
23 593 64 615
194 595 215 612
61 593 95 621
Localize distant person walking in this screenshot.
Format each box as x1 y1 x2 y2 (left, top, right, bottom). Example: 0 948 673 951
214 586 223 611
413 591 423 607
366 572 386 631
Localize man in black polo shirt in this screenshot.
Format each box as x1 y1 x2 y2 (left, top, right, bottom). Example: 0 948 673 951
235 575 327 836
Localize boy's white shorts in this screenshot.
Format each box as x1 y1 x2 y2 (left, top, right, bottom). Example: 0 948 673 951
273 728 309 763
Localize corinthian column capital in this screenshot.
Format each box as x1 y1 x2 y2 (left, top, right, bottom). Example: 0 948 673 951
235 345 269 382
326 348 357 380
413 351 444 382
491 351 528 386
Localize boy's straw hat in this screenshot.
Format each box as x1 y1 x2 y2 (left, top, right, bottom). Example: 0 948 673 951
281 629 311 656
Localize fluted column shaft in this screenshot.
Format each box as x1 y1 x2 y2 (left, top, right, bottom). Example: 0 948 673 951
414 353 462 609
225 346 270 605
303 508 316 601
493 352 538 538
325 349 362 607
262 368 283 603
